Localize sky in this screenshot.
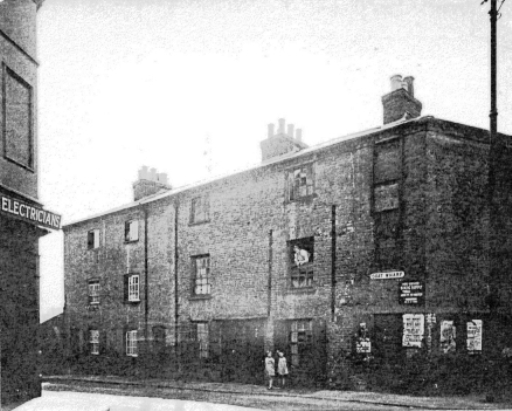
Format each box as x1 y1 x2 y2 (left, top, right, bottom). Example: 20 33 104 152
36 0 512 322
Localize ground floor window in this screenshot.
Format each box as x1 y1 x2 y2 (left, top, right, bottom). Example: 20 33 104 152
89 330 99 355
197 322 209 358
290 320 312 366
126 330 138 357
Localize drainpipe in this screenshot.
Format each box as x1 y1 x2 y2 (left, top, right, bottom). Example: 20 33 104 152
174 199 180 369
144 207 149 350
331 205 337 322
267 229 273 317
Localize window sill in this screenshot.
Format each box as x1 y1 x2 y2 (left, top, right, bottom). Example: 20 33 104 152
126 354 138 358
4 155 35 173
189 294 212 301
286 194 317 204
189 219 210 227
124 239 139 244
125 299 141 304
286 287 317 295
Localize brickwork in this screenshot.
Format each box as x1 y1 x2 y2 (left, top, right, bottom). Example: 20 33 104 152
0 0 46 406
62 111 512 390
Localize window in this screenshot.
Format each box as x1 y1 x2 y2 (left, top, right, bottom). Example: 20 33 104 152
289 237 314 288
373 140 402 270
87 229 100 249
193 255 210 295
289 320 312 366
88 281 100 305
197 323 209 359
190 196 209 224
89 330 99 355
125 220 139 242
3 65 33 169
126 330 138 357
289 164 314 200
124 274 140 302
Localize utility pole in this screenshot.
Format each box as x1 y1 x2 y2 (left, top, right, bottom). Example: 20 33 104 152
484 0 504 312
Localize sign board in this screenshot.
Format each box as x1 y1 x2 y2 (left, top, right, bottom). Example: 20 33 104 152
402 314 424 348
399 281 425 305
356 338 371 354
466 320 483 353
0 194 61 230
370 271 404 280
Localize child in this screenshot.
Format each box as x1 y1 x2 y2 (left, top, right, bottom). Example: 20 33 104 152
276 350 289 388
264 350 275 389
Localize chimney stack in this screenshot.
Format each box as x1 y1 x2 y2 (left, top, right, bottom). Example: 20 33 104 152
260 118 308 162
133 166 172 201
382 74 422 124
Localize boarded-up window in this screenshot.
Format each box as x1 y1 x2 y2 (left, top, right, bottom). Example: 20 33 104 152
374 183 399 212
375 210 401 269
191 196 209 223
3 66 33 168
374 141 400 183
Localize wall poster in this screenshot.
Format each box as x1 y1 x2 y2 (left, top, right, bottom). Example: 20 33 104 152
440 320 456 353
402 314 424 348
466 320 483 353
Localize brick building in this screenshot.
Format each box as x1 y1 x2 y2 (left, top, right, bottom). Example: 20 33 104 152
0 0 62 406
61 75 512 390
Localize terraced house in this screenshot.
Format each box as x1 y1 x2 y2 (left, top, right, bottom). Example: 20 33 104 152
61 76 512 389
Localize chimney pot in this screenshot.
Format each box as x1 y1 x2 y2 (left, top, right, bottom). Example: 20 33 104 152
403 76 415 97
139 166 149 180
157 173 168 185
278 118 286 135
287 124 295 138
296 128 302 142
150 168 157 181
267 123 275 138
390 75 403 91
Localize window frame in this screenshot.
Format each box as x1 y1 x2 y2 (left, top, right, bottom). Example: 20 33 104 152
124 219 139 243
288 163 315 201
196 322 209 359
190 195 210 225
192 254 211 296
289 319 313 366
125 330 138 357
127 274 140 302
87 229 100 250
289 237 315 289
2 64 34 171
88 280 100 305
89 329 100 355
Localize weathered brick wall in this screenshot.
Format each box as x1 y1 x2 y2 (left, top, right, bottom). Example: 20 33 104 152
0 217 41 404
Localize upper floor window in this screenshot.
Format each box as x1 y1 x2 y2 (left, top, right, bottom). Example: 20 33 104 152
289 237 314 288
190 196 209 224
126 330 138 357
88 280 100 305
3 66 33 169
289 164 314 201
89 330 99 355
124 274 140 302
87 229 100 249
125 220 139 242
193 255 210 295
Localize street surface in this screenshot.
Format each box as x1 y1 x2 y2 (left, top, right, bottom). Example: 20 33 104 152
37 380 501 411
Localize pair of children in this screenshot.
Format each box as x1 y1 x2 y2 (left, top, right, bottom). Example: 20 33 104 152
264 350 289 389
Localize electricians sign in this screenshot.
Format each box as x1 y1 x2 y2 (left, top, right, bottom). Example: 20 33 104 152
1 194 61 230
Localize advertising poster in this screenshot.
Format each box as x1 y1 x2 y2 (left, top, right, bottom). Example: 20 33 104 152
402 314 424 348
466 320 483 353
440 320 456 353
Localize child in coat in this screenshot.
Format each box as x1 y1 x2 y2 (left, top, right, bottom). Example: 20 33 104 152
264 350 275 389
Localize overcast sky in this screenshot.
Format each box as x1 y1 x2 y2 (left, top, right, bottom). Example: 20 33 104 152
36 0 512 322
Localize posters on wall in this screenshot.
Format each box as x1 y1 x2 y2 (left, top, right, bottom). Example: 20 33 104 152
466 319 482 353
402 314 424 348
440 320 456 353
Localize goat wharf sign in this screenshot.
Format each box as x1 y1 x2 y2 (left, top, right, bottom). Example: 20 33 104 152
1 194 61 230
370 271 404 280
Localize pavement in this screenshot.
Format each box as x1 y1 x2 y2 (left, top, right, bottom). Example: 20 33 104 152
42 374 512 410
